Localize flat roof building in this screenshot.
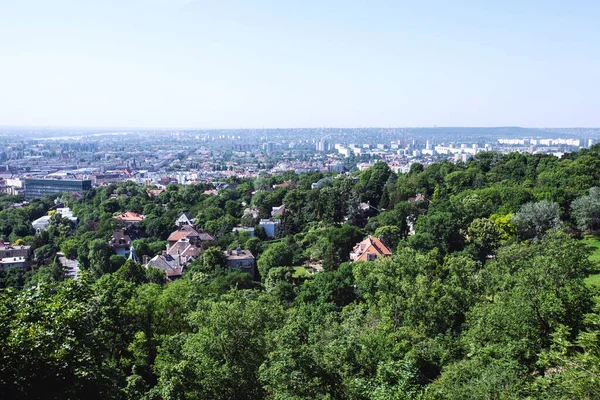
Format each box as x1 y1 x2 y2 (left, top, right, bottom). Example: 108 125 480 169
24 179 92 199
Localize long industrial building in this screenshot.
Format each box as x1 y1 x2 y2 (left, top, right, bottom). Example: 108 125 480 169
24 178 92 199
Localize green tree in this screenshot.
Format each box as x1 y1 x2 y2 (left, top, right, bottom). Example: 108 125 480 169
152 292 283 400
88 239 115 276
373 225 402 250
201 247 227 271
513 200 561 239
571 187 600 232
258 242 294 279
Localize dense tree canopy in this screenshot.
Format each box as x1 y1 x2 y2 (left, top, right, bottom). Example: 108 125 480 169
2 147 600 398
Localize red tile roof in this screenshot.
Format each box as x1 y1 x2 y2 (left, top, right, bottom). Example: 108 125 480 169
350 236 392 262
113 211 145 222
167 225 215 243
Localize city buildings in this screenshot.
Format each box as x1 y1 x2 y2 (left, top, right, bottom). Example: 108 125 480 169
24 178 92 199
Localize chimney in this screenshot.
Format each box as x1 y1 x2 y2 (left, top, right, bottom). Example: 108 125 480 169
143 255 150 265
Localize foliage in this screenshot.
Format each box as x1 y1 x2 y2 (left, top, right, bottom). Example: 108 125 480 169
4 148 600 397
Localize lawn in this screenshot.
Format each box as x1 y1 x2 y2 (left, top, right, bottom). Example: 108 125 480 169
292 266 312 279
583 235 600 287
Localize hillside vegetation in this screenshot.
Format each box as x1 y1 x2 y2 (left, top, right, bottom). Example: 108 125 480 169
2 147 600 399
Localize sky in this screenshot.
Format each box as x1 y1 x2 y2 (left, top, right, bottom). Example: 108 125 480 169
0 0 599 129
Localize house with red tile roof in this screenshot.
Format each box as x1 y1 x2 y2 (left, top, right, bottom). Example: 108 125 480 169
113 211 145 225
349 236 392 262
167 225 215 250
146 189 164 198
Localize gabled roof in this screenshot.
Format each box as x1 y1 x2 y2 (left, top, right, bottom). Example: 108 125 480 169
167 225 215 242
167 238 199 258
350 236 392 262
146 189 164 197
110 231 132 249
113 211 145 222
146 254 184 278
271 205 286 217
176 212 195 224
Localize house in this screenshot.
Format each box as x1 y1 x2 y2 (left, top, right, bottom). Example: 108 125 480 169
271 205 286 217
166 237 200 260
350 236 392 262
146 189 164 198
109 230 134 256
214 182 238 190
31 208 78 233
113 211 145 226
158 177 178 186
146 253 186 280
273 180 296 189
0 241 31 269
1 257 27 269
311 176 333 190
176 212 195 227
0 241 31 259
259 219 280 238
145 236 202 281
167 225 215 250
243 208 260 219
232 226 255 236
408 193 426 203
224 248 256 280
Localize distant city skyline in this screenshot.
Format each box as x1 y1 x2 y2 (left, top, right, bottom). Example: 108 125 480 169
1 0 599 128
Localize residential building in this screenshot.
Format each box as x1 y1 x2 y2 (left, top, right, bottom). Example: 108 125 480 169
243 208 260 219
109 230 135 256
311 176 333 189
259 219 280 238
1 256 27 269
271 205 286 217
146 253 186 280
0 241 31 261
31 207 78 233
176 212 195 227
167 225 215 250
166 237 200 260
232 226 255 236
350 236 392 262
113 211 145 226
146 188 164 197
224 248 256 279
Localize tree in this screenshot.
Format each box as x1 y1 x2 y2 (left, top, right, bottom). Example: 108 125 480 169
60 238 79 259
466 218 504 262
88 239 115 276
532 310 600 398
513 200 561 239
432 232 594 397
257 242 294 280
115 259 147 285
374 226 402 250
201 247 227 272
0 281 123 399
244 237 261 257
571 187 600 232
146 266 167 285
152 292 283 400
34 244 58 264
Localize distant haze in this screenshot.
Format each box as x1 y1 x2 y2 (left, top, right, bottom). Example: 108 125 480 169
1 0 599 128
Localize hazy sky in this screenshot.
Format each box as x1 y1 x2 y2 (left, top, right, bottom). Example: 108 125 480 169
1 0 599 128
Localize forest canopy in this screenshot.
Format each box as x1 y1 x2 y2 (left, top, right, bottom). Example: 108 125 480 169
2 146 600 399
